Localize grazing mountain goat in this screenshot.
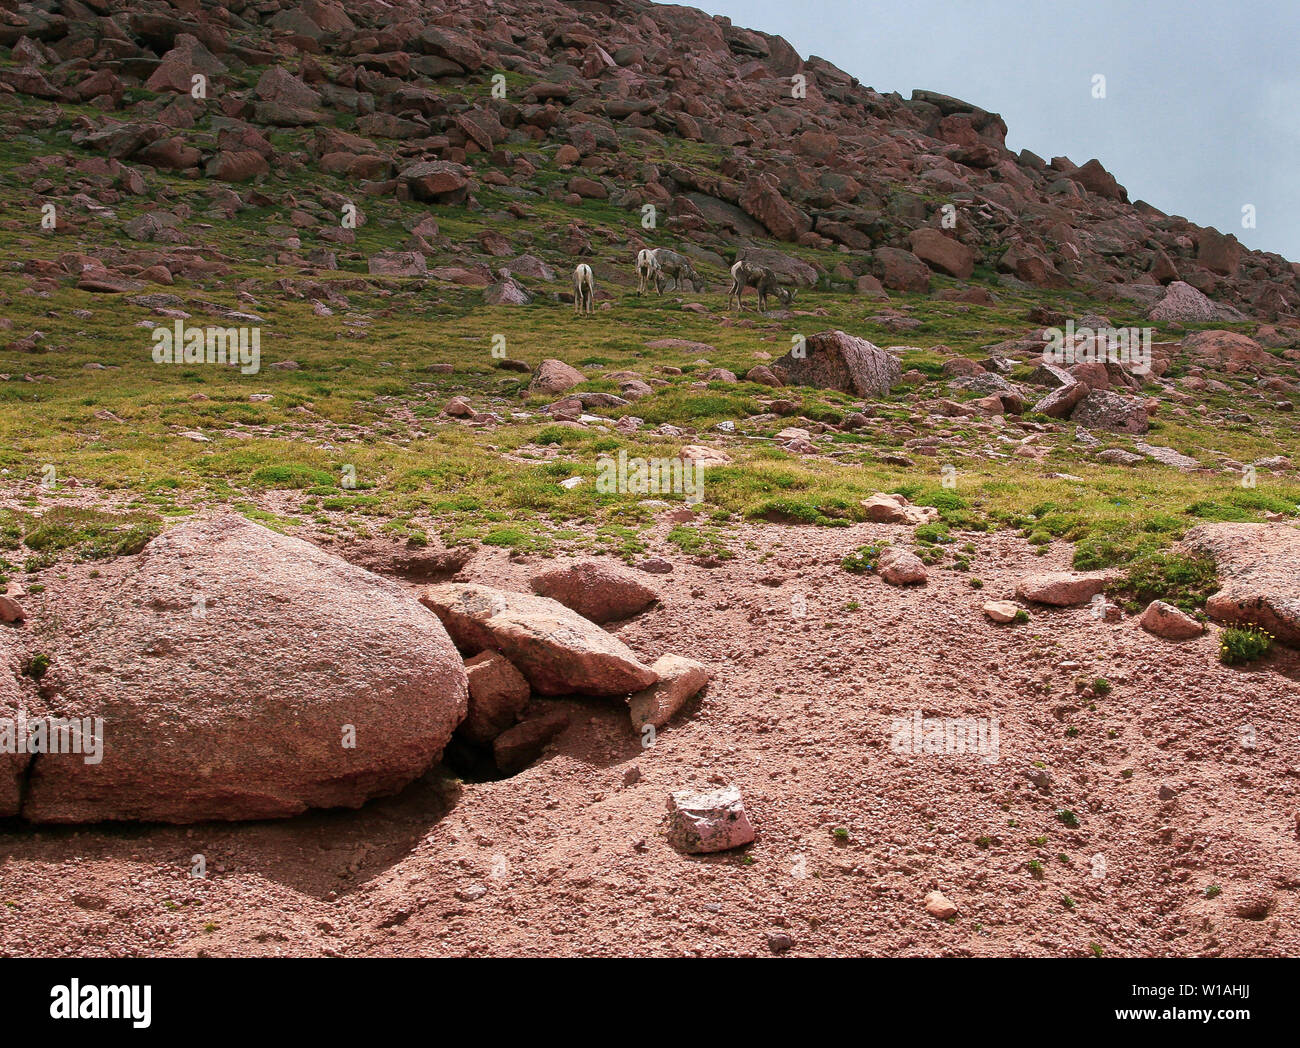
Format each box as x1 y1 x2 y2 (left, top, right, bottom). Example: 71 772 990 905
573 263 595 316
728 260 793 312
635 248 659 295
651 249 700 294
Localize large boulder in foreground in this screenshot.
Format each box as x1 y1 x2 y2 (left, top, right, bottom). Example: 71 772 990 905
23 515 468 824
420 583 659 696
773 330 901 397
529 559 659 623
1180 522 1300 646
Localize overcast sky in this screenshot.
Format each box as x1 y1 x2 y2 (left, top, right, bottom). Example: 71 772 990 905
698 0 1300 262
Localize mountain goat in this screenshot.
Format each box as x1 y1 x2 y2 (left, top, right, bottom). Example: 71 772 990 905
729 259 793 312
573 263 595 315
635 248 659 295
652 249 700 294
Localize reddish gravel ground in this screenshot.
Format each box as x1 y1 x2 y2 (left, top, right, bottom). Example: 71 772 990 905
2 519 1299 957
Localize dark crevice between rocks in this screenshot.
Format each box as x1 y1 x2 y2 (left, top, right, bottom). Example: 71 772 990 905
439 737 510 784
13 752 37 821
440 705 574 784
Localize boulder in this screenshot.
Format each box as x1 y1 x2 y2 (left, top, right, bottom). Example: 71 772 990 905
367 251 427 277
859 492 939 525
205 150 270 182
1032 381 1089 419
420 584 659 696
416 26 484 71
738 175 810 242
1139 601 1205 640
1180 523 1300 646
1181 330 1272 372
1069 390 1150 434
255 66 322 110
1147 281 1221 323
22 516 468 823
529 359 586 395
1195 228 1242 277
529 559 659 623
773 330 901 397
484 273 532 305
665 785 755 853
874 246 931 292
908 228 975 279
1016 571 1110 606
400 160 471 202
628 655 710 732
1073 158 1127 202
877 547 927 586
460 651 531 744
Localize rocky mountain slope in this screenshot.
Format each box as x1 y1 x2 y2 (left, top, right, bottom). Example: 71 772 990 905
1 0 1296 314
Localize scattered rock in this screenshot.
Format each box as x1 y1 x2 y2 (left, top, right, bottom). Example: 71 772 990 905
665 785 755 854
924 891 958 919
983 600 1019 623
1139 600 1205 640
860 492 939 525
493 709 570 773
877 547 927 586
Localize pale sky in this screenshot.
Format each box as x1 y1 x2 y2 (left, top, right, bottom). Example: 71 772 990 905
699 0 1300 262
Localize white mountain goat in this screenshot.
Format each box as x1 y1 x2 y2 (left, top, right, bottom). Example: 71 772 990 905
573 263 595 315
635 248 659 295
729 259 793 312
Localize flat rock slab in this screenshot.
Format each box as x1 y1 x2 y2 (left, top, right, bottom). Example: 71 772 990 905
529 559 659 624
1181 523 1300 646
628 654 710 732
665 785 755 854
24 515 468 824
1135 443 1200 470
421 583 659 696
1016 571 1111 606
